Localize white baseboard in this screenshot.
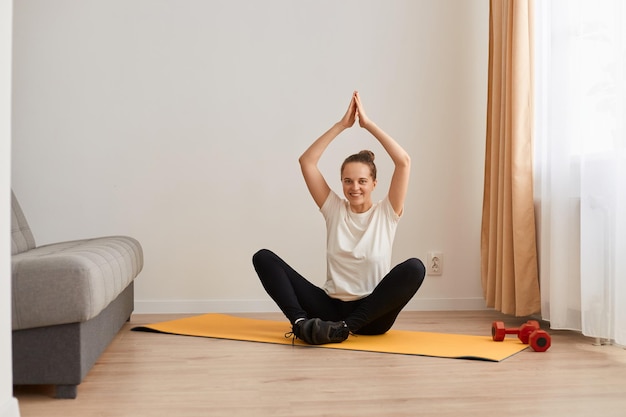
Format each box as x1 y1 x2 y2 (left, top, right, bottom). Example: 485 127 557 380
134 297 489 314
0 397 20 417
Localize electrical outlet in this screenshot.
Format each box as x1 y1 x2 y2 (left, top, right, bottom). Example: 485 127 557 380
427 251 443 276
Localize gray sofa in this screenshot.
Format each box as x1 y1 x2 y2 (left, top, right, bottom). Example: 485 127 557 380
11 191 143 399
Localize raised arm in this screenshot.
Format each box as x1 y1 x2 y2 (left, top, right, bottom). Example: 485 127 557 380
298 95 357 208
354 91 410 216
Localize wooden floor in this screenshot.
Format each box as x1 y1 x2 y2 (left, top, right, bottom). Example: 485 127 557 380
13 310 626 417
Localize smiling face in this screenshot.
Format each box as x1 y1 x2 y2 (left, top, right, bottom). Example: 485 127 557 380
341 162 377 213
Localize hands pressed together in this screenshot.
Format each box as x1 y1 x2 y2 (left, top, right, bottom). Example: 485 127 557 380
339 91 372 130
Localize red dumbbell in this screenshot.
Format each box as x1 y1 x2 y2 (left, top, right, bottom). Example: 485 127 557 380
491 320 552 352
491 320 540 343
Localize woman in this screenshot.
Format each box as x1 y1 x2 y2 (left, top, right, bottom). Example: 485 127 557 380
253 91 425 345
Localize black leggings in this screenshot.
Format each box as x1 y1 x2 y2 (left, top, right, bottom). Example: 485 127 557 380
252 249 426 335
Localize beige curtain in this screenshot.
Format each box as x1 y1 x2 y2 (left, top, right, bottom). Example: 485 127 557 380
481 0 540 317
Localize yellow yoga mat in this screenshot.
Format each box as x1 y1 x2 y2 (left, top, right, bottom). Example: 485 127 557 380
131 313 527 362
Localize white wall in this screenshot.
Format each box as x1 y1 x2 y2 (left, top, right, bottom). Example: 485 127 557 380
11 0 489 314
1 0 21 413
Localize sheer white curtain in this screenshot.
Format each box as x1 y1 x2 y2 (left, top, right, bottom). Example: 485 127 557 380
535 0 626 345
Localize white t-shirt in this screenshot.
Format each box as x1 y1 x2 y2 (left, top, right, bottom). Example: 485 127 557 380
320 191 401 301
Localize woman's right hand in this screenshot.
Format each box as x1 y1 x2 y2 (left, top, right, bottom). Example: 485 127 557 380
338 93 357 128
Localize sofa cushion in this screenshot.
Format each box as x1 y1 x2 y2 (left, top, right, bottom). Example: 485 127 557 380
12 236 143 330
11 191 36 255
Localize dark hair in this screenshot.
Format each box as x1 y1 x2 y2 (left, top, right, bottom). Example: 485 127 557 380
341 150 377 180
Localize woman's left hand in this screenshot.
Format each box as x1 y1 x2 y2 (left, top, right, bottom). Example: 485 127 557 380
354 91 372 129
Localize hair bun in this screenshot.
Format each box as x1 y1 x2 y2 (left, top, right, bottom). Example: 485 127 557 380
358 150 375 162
